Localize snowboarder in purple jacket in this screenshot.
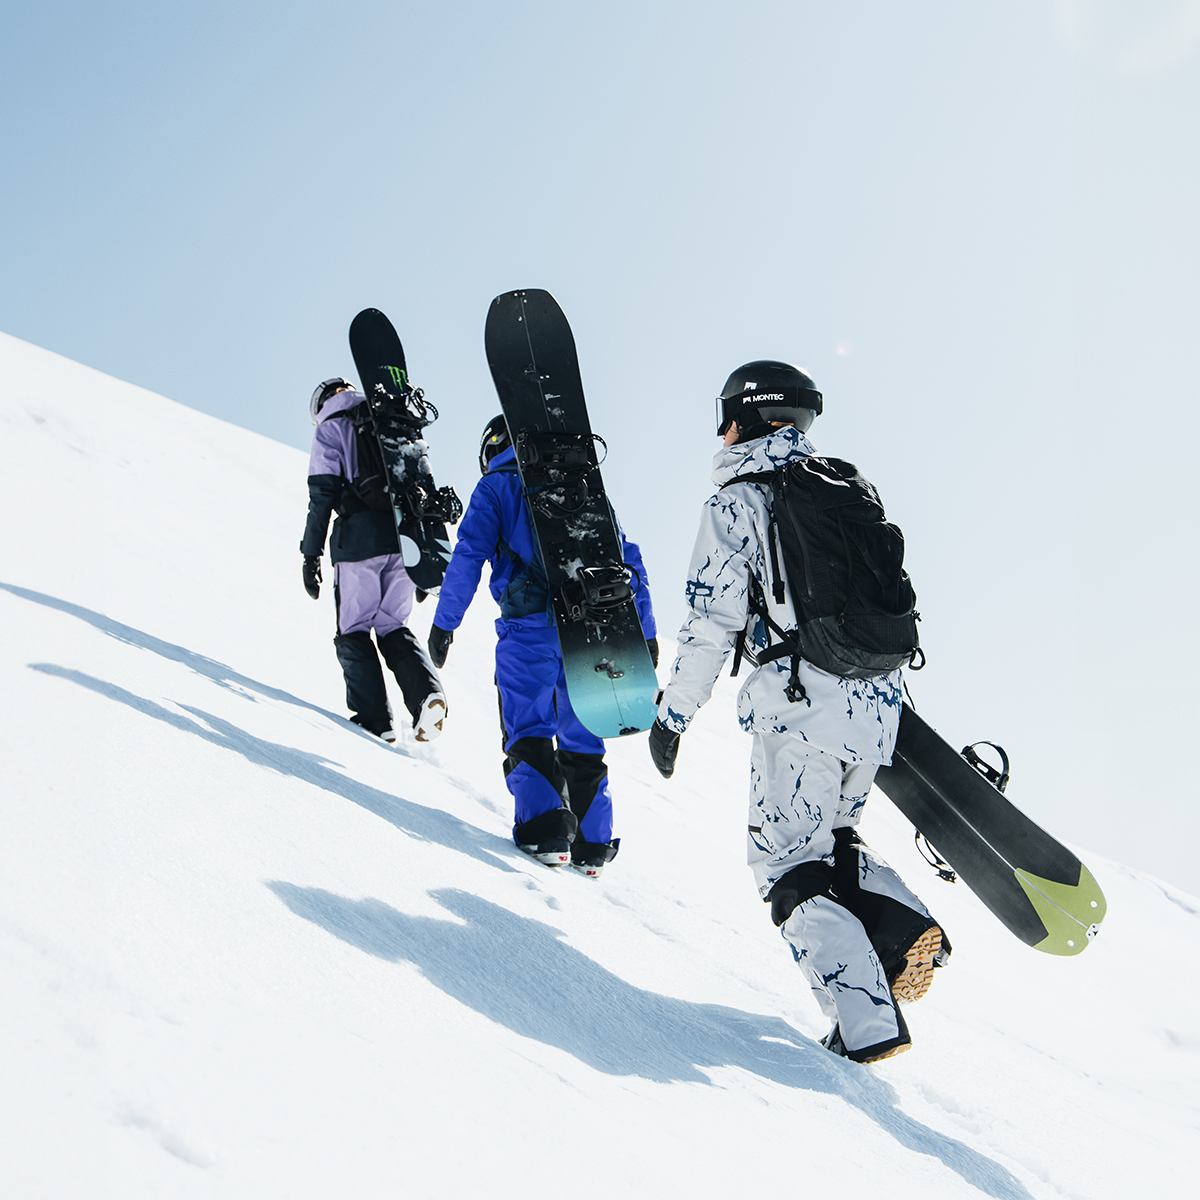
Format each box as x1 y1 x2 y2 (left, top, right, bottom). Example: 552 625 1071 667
301 378 446 744
426 416 657 876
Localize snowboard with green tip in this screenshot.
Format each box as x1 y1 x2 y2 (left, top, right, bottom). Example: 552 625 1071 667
874 704 1106 955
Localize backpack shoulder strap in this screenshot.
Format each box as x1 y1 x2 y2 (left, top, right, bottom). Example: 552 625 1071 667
495 536 524 569
341 399 372 428
486 463 545 578
719 469 809 701
719 469 775 491
317 403 381 515
720 469 786 604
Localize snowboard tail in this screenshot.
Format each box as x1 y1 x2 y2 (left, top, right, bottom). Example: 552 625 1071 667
875 705 1106 955
348 309 460 591
485 290 657 738
555 596 658 737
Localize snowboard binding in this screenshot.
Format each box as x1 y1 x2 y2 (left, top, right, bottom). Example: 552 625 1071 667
557 564 635 627
515 430 607 518
398 480 463 526
961 740 1011 793
915 831 958 883
367 378 439 433
352 382 462 530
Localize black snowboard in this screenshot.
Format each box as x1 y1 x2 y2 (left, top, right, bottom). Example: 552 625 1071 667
348 309 460 592
484 289 657 738
874 704 1106 955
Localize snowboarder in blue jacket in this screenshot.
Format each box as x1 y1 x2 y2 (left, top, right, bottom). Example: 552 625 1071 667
428 416 657 876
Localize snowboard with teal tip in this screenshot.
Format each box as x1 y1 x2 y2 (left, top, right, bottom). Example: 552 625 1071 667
484 288 658 738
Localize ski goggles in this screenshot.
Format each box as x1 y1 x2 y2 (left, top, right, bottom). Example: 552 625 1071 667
715 385 822 436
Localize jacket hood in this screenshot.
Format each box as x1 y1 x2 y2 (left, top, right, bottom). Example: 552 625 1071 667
486 444 517 473
711 424 816 486
317 388 366 423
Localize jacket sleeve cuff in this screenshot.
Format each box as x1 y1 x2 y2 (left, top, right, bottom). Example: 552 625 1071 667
656 692 693 734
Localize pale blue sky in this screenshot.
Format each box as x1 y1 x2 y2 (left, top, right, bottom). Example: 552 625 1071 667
4 1 1199 893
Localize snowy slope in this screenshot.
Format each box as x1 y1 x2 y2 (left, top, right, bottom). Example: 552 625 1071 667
1 330 1197 1200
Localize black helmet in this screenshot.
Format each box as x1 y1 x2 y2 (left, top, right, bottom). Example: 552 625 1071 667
310 377 355 425
716 360 823 440
479 414 511 474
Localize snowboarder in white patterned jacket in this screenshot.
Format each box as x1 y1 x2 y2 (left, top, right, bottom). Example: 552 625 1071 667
649 361 945 1065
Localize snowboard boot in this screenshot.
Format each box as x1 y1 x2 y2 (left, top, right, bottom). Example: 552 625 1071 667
350 715 395 743
935 930 952 967
821 1020 911 1065
376 626 443 738
414 693 447 743
828 828 947 1001
515 806 579 868
890 924 944 1005
570 838 620 879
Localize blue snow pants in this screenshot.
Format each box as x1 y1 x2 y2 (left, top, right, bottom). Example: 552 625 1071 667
495 621 614 847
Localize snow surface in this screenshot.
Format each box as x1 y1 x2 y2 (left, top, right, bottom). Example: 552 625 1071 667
2 330 1198 1199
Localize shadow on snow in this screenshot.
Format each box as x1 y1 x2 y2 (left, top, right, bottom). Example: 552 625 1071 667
1 580 356 732
11 582 1030 1197
270 882 1032 1200
27 662 518 875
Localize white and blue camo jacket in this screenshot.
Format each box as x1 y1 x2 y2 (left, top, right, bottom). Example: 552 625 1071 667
657 426 903 766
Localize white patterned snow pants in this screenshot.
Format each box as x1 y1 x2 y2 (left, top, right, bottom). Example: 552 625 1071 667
747 731 934 1058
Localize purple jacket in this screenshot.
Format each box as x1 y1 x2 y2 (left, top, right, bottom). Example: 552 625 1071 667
300 390 399 564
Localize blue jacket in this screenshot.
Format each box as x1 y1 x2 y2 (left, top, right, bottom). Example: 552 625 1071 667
433 445 656 635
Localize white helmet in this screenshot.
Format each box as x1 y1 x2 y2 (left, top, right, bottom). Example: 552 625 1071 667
309 377 354 425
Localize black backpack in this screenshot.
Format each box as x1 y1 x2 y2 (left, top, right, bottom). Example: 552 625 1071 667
730 456 923 701
346 402 395 513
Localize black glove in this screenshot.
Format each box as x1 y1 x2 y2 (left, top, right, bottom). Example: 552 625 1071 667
646 637 659 668
428 624 453 669
302 555 322 600
648 718 681 778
